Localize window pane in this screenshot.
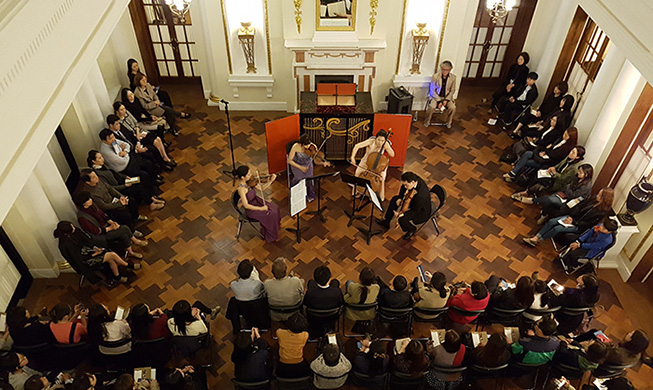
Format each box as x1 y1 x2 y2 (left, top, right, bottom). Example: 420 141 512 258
180 45 189 60
492 64 502 78
472 46 482 62
483 63 493 77
153 44 164 60
463 62 470 77
157 62 169 77
160 27 170 43
471 27 478 44
163 43 174 59
168 62 178 77
182 61 192 76
487 45 497 62
477 28 487 44
149 25 162 43
491 28 502 44
466 45 473 62
189 44 197 60
469 63 479 77
497 45 507 62
501 27 512 44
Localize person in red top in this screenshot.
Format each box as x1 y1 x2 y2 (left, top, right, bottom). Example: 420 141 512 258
49 303 89 344
128 303 171 340
447 282 490 324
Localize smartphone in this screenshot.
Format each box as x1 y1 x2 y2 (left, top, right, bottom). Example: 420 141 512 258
594 330 611 343
327 333 337 345
417 265 427 283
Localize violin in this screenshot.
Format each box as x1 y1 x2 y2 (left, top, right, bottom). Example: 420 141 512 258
306 143 331 167
357 130 393 193
394 187 416 227
246 174 275 188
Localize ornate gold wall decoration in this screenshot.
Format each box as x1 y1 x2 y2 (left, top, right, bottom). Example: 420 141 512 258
369 0 379 35
238 22 257 73
264 0 272 74
294 0 302 34
395 0 408 75
220 0 233 74
435 0 451 67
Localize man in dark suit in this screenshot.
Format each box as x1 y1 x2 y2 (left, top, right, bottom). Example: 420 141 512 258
377 275 412 309
303 265 343 337
499 72 539 124
377 171 431 240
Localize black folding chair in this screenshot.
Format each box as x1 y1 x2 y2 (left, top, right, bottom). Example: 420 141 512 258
12 343 53 371
344 302 378 337
132 337 170 368
559 231 617 275
413 306 449 326
350 371 388 388
232 190 264 240
231 378 271 390
52 341 91 370
415 184 446 236
468 364 509 390
275 375 312 390
448 306 486 330
485 307 526 326
269 302 304 321
390 370 426 388
591 362 637 380
305 305 342 338
377 306 413 339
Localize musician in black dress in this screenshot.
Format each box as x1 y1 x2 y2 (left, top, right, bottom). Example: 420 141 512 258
376 172 431 240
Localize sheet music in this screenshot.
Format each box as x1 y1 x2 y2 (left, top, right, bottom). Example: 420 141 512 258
366 184 383 212
290 180 307 217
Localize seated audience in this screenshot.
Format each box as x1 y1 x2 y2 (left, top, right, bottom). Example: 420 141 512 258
344 267 379 322
72 192 146 258
48 303 88 344
523 279 557 322
425 329 466 388
524 188 614 246
394 339 430 376
310 343 352 389
304 265 344 336
377 275 412 309
511 146 585 199
604 329 650 366
489 52 530 113
512 81 568 135
264 257 304 321
469 333 511 367
447 281 490 325
412 271 451 319
231 327 272 383
54 221 131 284
515 164 594 212
510 115 566 160
127 303 171 340
490 275 535 310
276 313 310 378
127 59 173 107
555 274 600 334
230 259 265 302
71 373 97 390
106 114 162 172
121 87 173 136
87 304 131 355
504 128 578 182
87 150 163 210
164 365 207 390
424 60 457 128
23 374 66 390
513 93 574 139
1 353 41 390
134 73 188 133
586 377 634 390
113 373 159 390
168 300 218 337
99 129 162 187
511 316 560 364
5 306 56 347
235 165 281 243
554 339 608 371
560 218 618 272
352 340 390 377
498 72 539 124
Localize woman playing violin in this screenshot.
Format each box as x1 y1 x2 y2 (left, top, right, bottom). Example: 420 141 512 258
350 129 395 200
376 171 431 240
288 134 331 202
236 165 281 243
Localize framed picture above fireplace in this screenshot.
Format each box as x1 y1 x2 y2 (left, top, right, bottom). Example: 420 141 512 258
316 0 356 31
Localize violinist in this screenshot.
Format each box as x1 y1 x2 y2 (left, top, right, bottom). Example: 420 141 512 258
350 129 395 200
376 172 431 240
288 134 331 202
236 165 281 243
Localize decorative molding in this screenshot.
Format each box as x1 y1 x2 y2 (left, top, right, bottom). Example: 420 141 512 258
293 0 302 34
0 0 79 97
264 0 272 74
395 0 408 75
208 101 287 111
308 52 361 59
369 0 379 35
435 0 451 67
228 75 275 98
219 0 233 74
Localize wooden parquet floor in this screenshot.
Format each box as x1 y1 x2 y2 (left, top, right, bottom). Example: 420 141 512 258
23 83 653 389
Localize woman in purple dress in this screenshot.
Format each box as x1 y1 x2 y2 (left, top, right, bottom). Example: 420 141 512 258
236 166 281 243
287 135 331 202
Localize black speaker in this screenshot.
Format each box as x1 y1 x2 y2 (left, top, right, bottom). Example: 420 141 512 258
387 86 413 114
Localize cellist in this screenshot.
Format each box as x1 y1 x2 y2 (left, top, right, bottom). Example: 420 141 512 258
350 129 395 200
376 172 431 240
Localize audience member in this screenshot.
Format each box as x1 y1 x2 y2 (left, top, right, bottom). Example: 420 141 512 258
106 114 162 173
510 115 565 160
304 265 344 336
412 271 451 319
99 129 162 187
523 279 556 322
394 339 430 376
511 146 585 198
127 303 171 340
515 164 594 212
604 329 649 366
5 306 55 347
167 300 218 337
511 316 560 364
71 373 96 390
163 365 207 390
513 94 575 140
121 87 173 136
469 333 511 367
498 72 539 124
310 343 352 389
424 60 457 128
54 221 132 283
23 374 66 390
556 274 600 334
447 281 490 325
425 329 466 388
490 275 535 311
352 340 389 378
134 73 188 133
343 267 379 321
231 327 272 383
1 353 41 390
114 373 158 390
512 81 568 135
554 339 608 371
48 303 88 344
264 257 304 321
489 52 530 113
87 304 131 355
230 260 265 302
377 275 412 309
560 219 618 273
276 313 310 378
127 59 173 107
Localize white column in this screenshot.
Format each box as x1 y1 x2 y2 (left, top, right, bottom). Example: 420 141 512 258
574 46 626 144
34 149 78 223
3 174 65 278
440 0 479 99
87 63 114 117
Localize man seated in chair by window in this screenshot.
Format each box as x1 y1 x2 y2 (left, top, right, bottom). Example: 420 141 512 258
498 72 539 125
424 60 457 129
376 172 431 240
560 218 618 273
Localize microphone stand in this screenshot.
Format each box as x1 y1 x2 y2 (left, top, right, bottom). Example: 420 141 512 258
221 99 237 184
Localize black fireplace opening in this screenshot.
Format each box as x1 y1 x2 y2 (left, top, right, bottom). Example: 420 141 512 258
315 75 354 85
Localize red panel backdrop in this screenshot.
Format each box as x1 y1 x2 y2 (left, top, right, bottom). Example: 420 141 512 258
265 114 300 173
373 113 411 167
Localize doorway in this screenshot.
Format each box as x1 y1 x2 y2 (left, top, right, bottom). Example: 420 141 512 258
462 0 537 84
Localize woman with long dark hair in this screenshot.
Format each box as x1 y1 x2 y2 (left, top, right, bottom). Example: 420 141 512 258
489 52 530 113
86 304 131 355
127 59 173 107
516 164 594 214
167 300 218 337
491 276 535 310
426 330 466 388
513 93 575 139
512 81 568 135
413 271 451 320
469 333 511 367
231 327 271 382
344 267 380 322
48 303 88 344
352 340 389 379
127 303 170 340
555 274 600 334
394 339 430 376
235 165 281 243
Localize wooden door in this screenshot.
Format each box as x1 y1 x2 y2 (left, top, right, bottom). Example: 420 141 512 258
129 0 200 83
462 0 537 83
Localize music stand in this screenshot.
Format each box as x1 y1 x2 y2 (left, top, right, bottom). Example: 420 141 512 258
306 171 340 222
341 173 370 227
287 179 309 243
358 184 384 244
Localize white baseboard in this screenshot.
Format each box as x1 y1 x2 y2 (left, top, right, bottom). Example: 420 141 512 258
206 100 287 111
600 253 632 282
30 267 60 278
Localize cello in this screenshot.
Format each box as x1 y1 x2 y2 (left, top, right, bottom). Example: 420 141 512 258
356 130 393 193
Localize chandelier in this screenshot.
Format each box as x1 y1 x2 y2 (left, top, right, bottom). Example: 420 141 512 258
164 0 192 22
486 0 516 24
